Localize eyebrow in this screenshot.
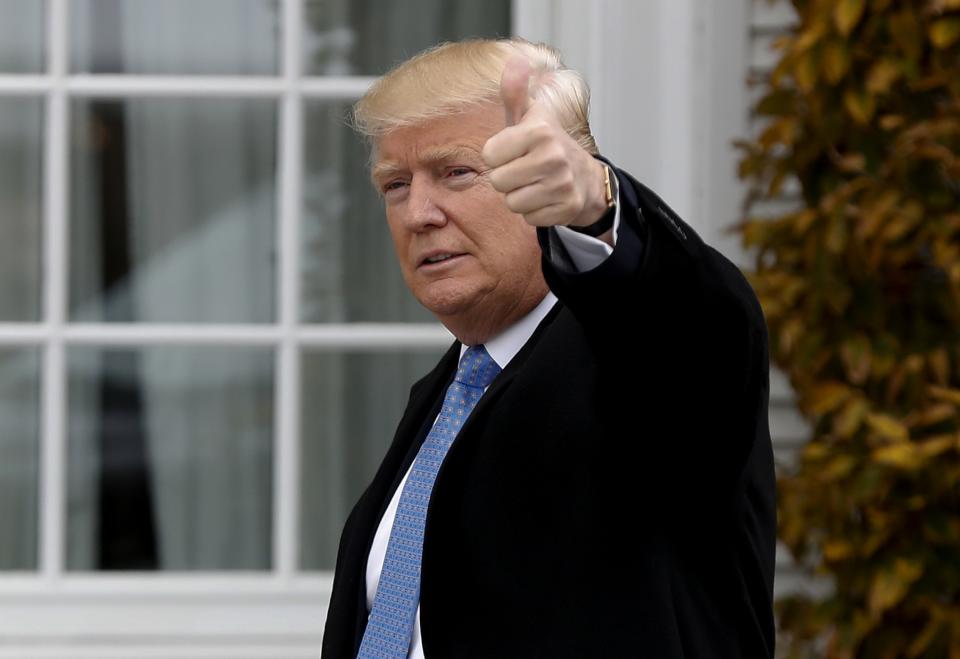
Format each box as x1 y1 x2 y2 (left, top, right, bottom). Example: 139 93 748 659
371 145 482 184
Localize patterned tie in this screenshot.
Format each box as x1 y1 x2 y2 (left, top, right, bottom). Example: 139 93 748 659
357 345 501 658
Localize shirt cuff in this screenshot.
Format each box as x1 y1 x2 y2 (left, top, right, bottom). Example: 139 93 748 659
550 203 621 272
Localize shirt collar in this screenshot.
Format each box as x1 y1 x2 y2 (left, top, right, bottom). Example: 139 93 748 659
459 291 559 369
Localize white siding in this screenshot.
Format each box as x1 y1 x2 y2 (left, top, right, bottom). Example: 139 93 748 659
746 0 831 601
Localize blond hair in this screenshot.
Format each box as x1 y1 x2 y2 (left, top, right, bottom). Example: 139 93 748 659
352 37 598 155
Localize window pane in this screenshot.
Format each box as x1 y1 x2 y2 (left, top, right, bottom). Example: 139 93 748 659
301 101 434 323
69 98 277 323
303 0 511 75
0 0 45 73
0 97 43 321
71 0 280 75
300 348 444 570
67 346 274 571
0 348 40 570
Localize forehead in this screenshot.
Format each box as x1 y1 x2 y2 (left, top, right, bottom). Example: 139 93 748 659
372 104 502 175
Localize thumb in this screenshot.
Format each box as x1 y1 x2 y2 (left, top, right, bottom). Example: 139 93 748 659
500 55 533 126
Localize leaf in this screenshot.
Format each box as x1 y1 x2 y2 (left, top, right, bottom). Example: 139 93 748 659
834 396 868 438
858 189 901 238
834 0 866 37
823 539 855 561
843 87 876 124
906 404 955 430
779 316 805 355
928 348 950 386
755 89 796 116
929 385 960 406
868 559 923 615
841 336 872 384
802 442 830 461
808 381 852 415
837 153 866 172
929 17 960 49
917 434 958 459
879 114 906 130
823 454 858 479
822 40 851 84
794 22 826 54
889 10 923 60
792 208 819 236
881 201 924 242
795 51 820 93
865 413 909 442
906 616 945 657
874 442 922 469
866 59 902 94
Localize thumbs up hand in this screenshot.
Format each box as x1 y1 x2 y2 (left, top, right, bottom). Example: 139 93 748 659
482 56 609 230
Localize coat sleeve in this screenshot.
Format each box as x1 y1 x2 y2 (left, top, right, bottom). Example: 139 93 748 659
537 162 771 498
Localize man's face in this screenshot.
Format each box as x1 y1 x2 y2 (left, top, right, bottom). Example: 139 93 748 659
372 104 548 341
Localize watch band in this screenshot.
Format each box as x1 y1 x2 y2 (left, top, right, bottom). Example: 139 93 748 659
568 164 618 237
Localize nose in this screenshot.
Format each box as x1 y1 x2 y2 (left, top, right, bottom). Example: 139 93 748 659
405 176 447 231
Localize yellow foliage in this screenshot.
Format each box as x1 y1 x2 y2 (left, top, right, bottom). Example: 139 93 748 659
929 385 960 406
823 40 851 84
866 59 901 94
929 17 960 49
873 442 922 469
868 559 923 616
808 381 852 415
865 412 909 442
843 87 876 124
834 0 867 37
834 396 868 437
738 0 960 653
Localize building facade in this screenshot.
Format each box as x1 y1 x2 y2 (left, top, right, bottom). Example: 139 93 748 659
0 0 804 655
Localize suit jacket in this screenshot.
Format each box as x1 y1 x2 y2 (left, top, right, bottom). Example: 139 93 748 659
322 163 777 658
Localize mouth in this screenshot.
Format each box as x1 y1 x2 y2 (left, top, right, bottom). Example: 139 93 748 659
418 251 468 269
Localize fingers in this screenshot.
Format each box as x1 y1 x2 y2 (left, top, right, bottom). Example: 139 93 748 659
505 186 567 226
500 55 533 127
502 170 579 222
481 124 529 169
481 108 553 169
485 143 544 192
504 181 554 215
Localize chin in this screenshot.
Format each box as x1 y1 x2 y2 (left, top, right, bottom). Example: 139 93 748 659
414 281 485 319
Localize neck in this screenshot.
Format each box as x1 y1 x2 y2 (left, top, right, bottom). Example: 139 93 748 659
439 283 549 347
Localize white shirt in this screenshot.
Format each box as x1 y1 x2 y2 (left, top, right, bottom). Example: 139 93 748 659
364 211 621 659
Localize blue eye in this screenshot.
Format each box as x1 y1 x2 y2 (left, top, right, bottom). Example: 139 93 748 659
448 167 473 177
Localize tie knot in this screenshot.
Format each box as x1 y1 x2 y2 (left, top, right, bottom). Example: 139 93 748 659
455 345 501 388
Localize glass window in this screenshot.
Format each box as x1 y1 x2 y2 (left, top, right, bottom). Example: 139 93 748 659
299 348 444 570
0 348 41 571
0 0 45 73
66 346 274 571
301 101 434 323
70 0 280 75
0 97 43 322
302 0 511 75
69 98 277 323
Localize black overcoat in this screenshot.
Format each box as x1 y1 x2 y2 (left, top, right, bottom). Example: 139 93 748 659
322 163 777 658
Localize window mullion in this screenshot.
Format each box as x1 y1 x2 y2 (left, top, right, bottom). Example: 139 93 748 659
39 0 70 582
274 0 304 580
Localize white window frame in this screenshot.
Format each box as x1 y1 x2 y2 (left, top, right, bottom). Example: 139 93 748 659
0 0 455 655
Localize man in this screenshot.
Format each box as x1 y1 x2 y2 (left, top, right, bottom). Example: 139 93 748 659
323 38 776 658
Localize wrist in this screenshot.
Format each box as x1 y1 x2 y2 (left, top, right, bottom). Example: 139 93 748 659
567 161 617 237
569 160 613 228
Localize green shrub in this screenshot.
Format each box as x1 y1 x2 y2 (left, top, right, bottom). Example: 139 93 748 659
737 0 960 656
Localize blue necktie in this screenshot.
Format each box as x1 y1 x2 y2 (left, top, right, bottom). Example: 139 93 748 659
357 345 501 658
